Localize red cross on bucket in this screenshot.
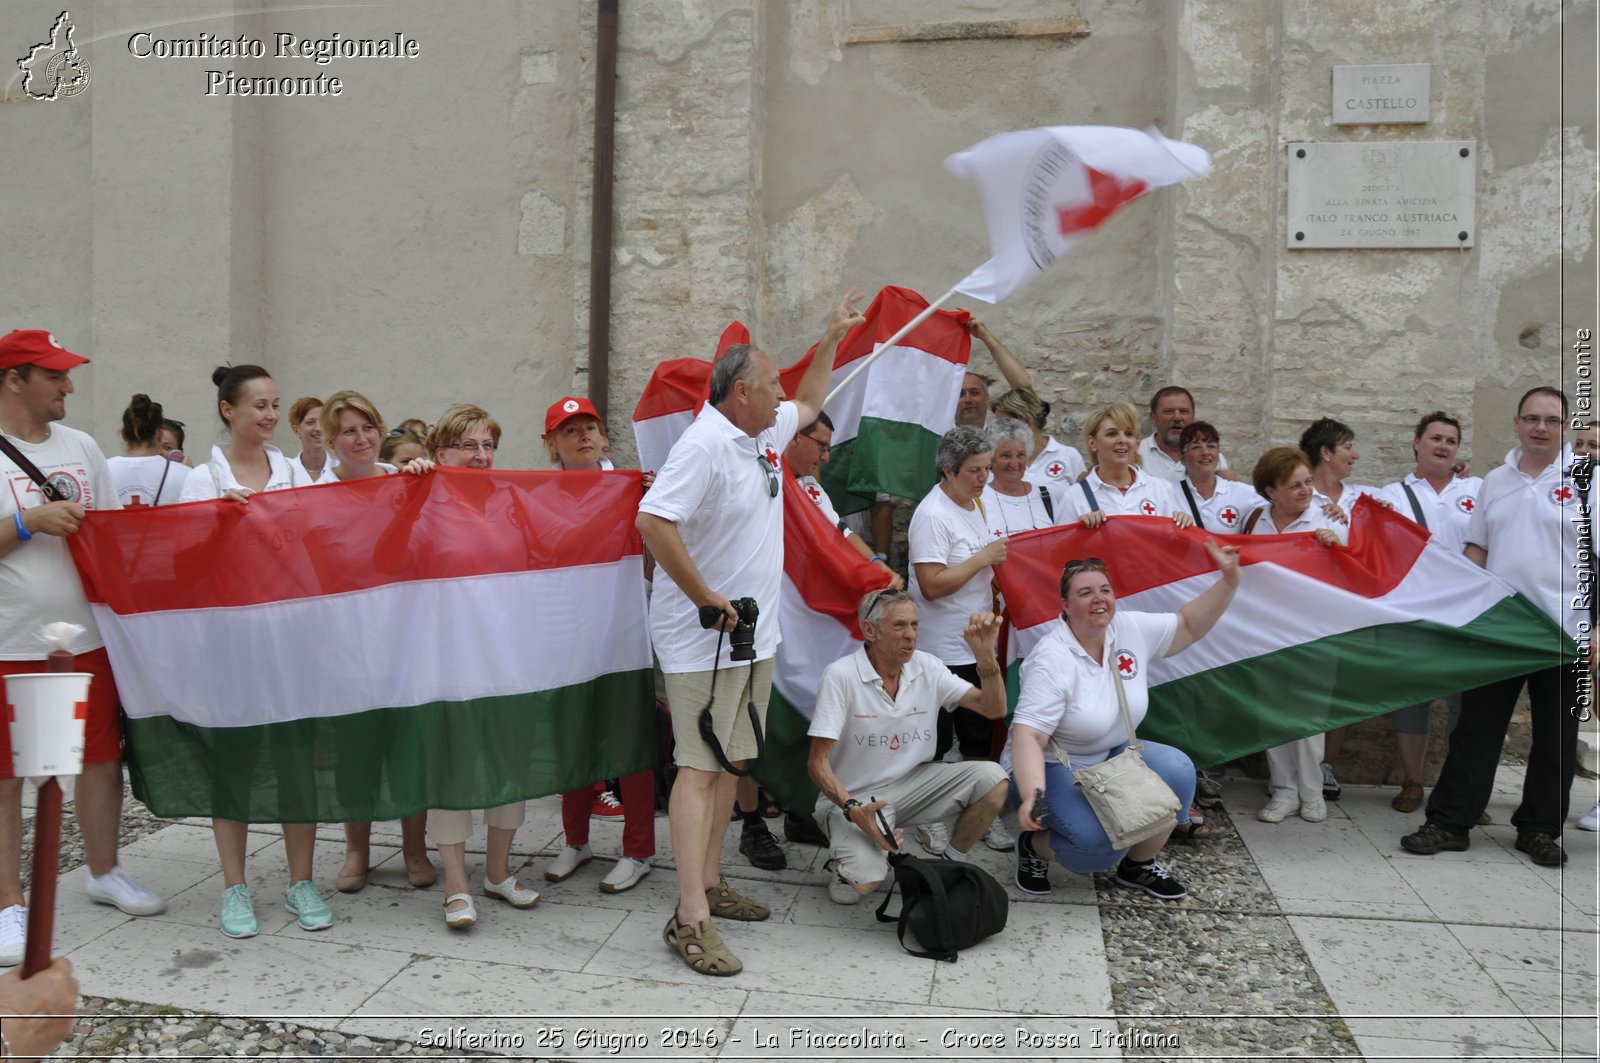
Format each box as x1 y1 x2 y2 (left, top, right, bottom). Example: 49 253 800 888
1117 654 1135 674
1057 167 1150 236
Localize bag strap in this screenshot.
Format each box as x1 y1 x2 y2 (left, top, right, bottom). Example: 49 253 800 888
153 456 171 507
1047 639 1142 771
1179 480 1206 530
1038 485 1055 523
1242 506 1265 534
877 858 959 962
0 435 62 500
1078 478 1098 514
1399 482 1428 529
696 627 764 777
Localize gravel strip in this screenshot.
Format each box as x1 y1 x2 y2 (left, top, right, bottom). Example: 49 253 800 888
1094 801 1361 1058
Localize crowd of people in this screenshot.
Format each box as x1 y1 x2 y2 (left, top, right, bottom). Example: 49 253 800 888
0 306 1592 993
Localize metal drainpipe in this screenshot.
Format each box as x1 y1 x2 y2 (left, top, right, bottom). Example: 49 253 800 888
587 0 619 423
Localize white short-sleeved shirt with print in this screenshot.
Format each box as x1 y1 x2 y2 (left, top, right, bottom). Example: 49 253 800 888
908 484 996 666
0 424 119 658
797 474 850 539
639 401 799 672
1246 503 1349 544
1057 466 1180 524
107 454 191 507
1379 473 1484 555
809 647 973 809
1465 445 1583 632
1002 611 1178 770
1139 434 1229 482
1024 436 1086 515
1175 476 1258 533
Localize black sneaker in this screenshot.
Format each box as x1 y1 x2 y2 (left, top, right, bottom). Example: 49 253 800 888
1320 762 1342 800
1014 830 1051 895
1194 771 1224 809
1400 821 1470 855
739 822 787 870
783 810 829 847
1113 858 1187 901
1515 831 1568 867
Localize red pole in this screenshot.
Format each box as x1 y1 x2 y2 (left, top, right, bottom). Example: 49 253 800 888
21 649 72 979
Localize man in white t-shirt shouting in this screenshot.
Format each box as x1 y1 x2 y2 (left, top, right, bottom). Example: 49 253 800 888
807 590 1008 904
0 329 165 968
638 291 864 977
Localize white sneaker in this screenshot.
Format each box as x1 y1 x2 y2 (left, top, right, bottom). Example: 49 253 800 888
543 844 593 882
599 857 651 894
982 817 1015 851
828 877 865 905
1258 798 1299 823
914 821 950 854
85 866 166 916
1299 797 1328 823
1578 803 1600 832
0 905 24 967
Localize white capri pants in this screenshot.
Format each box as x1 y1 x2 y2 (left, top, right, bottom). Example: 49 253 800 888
427 803 527 846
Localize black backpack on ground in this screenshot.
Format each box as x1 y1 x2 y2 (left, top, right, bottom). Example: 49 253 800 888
874 851 1008 962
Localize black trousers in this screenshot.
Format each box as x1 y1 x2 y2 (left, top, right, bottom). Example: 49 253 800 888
1424 664 1584 836
936 662 995 761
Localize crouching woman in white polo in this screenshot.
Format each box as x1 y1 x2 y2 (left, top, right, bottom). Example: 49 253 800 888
806 591 1009 904
1007 543 1241 900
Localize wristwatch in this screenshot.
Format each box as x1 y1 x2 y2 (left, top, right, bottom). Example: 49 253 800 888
976 661 1001 679
841 798 863 812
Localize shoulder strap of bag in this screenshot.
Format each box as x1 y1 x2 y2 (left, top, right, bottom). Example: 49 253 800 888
153 456 171 506
1079 477 1097 514
0 435 62 500
1179 480 1206 530
1242 506 1265 534
1038 485 1055 523
1047 645 1143 773
877 858 959 962
207 461 222 495
1399 482 1428 529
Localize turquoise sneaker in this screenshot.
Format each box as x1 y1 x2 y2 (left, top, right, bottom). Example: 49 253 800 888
220 884 258 939
285 880 333 931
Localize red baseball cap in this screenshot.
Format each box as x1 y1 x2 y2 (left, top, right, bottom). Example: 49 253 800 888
542 395 600 438
0 330 90 371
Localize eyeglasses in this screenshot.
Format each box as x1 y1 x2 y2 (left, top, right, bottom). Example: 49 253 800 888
862 587 904 621
800 433 832 456
386 428 408 439
1063 557 1106 576
1518 415 1566 429
442 441 498 455
756 454 779 498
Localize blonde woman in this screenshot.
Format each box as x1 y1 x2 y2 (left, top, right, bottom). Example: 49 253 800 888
1056 402 1193 530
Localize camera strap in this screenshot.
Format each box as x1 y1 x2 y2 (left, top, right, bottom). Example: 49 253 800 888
697 627 766 776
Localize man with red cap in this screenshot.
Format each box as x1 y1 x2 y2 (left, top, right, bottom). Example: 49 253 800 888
0 329 165 968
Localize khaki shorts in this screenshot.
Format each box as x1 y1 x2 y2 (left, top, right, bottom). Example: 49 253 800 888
815 760 1007 886
664 657 775 773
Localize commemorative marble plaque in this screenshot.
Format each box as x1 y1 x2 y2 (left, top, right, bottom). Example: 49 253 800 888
1287 141 1476 249
1331 63 1430 124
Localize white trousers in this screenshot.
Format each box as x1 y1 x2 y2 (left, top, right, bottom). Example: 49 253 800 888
1265 734 1325 804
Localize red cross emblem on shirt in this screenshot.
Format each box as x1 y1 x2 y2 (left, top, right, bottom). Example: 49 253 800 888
1116 652 1136 676
1457 497 1475 514
1056 167 1149 237
763 446 779 467
1552 484 1575 505
805 483 822 503
1219 506 1239 525
1139 499 1157 515
1047 462 1064 477
126 495 148 508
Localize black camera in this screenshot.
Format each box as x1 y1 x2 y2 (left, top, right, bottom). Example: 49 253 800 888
698 597 760 661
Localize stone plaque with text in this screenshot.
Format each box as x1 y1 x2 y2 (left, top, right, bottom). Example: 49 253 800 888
1331 63 1430 124
1287 141 1475 249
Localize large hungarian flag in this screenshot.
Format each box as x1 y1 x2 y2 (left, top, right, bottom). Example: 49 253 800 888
992 500 1577 768
68 471 655 822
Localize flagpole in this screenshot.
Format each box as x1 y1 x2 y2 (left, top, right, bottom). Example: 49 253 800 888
822 285 961 409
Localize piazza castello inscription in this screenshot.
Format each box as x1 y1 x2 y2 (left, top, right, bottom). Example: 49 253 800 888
1286 141 1476 249
1331 63 1430 124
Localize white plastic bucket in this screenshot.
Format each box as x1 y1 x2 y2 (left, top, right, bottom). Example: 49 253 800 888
3 672 91 777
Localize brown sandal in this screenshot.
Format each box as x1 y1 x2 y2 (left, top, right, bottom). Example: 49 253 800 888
1391 782 1424 813
663 913 742 976
706 877 770 921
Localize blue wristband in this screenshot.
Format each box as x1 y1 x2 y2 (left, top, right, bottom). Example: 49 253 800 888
869 554 886 564
12 511 30 542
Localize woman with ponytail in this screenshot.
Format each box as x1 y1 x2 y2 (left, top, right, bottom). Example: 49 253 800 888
107 393 190 506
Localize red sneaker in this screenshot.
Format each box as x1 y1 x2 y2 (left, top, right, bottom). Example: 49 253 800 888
591 789 624 818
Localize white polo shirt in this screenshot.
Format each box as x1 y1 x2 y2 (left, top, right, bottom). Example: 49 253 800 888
908 484 995 665
1380 473 1484 554
1139 434 1229 482
809 646 973 809
1024 436 1086 514
797 474 850 539
639 400 799 673
292 451 339 486
1246 503 1348 544
179 444 299 500
1176 476 1258 533
1057 466 1180 524
1465 445 1583 632
1310 481 1381 516
1003 611 1178 770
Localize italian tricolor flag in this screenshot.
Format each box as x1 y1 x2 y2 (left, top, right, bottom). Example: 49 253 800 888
993 500 1578 769
68 471 656 822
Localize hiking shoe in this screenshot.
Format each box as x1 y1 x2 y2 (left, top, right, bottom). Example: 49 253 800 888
1113 859 1187 900
1195 771 1225 809
599 856 652 894
1320 762 1342 800
1578 803 1600 832
738 822 787 870
1014 830 1051 895
285 880 334 931
220 884 257 939
544 844 593 882
982 817 1015 851
591 788 624 818
0 904 25 966
1257 798 1299 823
85 865 166 916
783 810 829 847
1515 831 1568 867
1401 821 1470 855
914 821 950 855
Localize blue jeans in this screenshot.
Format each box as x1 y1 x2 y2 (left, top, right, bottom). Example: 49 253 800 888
1009 740 1195 874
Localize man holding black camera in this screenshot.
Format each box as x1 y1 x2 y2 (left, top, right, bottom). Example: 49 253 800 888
807 590 1009 905
637 291 865 977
